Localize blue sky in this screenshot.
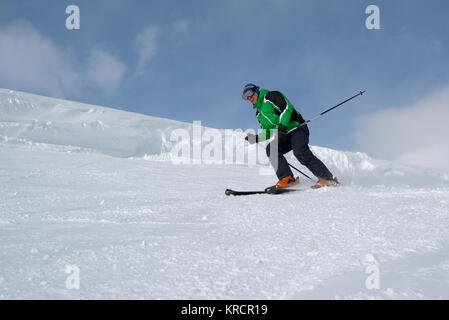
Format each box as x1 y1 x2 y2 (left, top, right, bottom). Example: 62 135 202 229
1 0 449 153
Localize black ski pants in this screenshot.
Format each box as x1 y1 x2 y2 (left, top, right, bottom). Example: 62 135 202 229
266 126 333 181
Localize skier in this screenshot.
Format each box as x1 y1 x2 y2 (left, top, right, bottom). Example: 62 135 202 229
242 83 339 189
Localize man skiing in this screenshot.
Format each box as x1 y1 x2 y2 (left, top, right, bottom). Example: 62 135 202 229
242 83 339 189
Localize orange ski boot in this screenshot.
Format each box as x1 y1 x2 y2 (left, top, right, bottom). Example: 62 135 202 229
276 176 299 189
313 177 340 189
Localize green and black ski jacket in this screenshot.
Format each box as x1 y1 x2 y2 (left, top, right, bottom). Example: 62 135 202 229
253 89 306 142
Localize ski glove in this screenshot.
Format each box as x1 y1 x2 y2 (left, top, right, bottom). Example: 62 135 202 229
245 134 259 144
277 125 288 144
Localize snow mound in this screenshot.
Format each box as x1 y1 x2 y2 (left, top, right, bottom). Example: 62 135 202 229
0 88 190 158
283 146 447 187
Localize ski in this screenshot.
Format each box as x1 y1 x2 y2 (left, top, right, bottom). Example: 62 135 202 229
225 182 341 196
225 185 305 196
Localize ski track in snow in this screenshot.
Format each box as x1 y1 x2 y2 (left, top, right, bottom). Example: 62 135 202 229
1 88 449 299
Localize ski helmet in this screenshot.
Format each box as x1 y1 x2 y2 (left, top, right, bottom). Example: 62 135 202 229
242 83 260 100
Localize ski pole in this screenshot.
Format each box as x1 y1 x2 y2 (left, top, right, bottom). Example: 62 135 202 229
300 90 366 127
287 162 314 181
287 91 365 181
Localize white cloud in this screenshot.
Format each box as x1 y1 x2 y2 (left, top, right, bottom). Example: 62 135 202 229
134 26 159 75
0 20 127 98
86 48 127 95
355 87 449 172
0 20 80 97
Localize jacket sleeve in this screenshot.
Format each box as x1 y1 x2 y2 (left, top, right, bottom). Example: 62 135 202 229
255 110 271 142
265 91 293 127
257 129 271 142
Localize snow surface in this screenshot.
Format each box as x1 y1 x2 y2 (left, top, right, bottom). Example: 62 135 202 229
1 88 449 299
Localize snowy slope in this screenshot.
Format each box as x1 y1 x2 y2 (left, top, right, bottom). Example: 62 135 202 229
0 88 191 158
1 88 449 299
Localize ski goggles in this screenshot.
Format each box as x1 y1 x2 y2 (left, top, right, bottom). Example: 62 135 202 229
242 88 257 100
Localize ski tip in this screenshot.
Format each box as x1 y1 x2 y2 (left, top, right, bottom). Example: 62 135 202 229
225 189 233 196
